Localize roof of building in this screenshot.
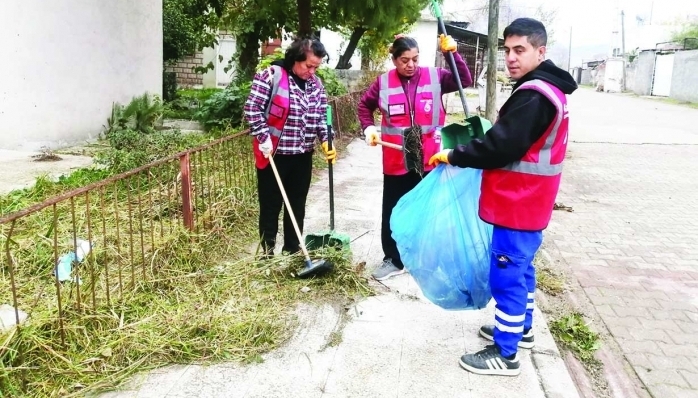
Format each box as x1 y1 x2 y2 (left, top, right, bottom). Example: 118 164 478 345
444 23 504 46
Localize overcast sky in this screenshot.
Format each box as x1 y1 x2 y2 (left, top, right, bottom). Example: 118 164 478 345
443 0 698 66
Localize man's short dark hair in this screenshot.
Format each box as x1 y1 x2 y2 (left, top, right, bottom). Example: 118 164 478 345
503 18 547 48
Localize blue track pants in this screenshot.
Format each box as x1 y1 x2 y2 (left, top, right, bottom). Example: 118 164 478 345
490 226 543 358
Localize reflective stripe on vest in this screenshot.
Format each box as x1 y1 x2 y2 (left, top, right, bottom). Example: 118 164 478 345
501 79 565 176
263 65 290 138
378 67 443 133
253 65 290 169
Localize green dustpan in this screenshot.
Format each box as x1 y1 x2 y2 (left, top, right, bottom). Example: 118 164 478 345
440 116 492 149
431 0 492 147
305 106 351 252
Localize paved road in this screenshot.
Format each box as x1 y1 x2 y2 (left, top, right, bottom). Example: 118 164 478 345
547 89 698 397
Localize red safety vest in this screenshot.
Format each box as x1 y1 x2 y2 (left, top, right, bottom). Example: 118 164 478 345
479 79 569 231
253 65 290 169
377 68 446 175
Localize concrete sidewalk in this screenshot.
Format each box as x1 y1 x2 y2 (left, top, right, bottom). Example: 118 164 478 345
0 149 94 195
99 139 579 398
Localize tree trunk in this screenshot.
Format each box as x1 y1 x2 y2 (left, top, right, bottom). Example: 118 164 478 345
297 0 312 38
361 54 370 70
486 0 499 122
237 27 262 80
335 26 366 69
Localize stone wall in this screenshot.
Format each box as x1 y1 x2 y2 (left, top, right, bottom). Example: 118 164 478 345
333 70 382 92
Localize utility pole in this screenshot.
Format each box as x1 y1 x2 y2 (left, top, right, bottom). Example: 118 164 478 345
621 10 626 91
486 0 499 122
567 26 572 70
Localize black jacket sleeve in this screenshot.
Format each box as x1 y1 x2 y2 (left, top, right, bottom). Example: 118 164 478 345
447 90 557 169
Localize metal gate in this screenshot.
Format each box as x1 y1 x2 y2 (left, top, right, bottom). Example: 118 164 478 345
651 53 674 96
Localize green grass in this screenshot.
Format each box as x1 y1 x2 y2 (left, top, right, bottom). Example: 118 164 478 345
550 313 601 364
659 97 698 109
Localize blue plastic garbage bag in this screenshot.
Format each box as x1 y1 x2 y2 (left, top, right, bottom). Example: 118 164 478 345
390 164 493 310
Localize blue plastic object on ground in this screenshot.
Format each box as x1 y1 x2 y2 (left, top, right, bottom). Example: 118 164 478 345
390 164 493 310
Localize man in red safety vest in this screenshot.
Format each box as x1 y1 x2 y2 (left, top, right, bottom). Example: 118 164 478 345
429 18 578 376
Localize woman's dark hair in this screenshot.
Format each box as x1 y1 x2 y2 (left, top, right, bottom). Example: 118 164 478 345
283 37 328 69
389 36 419 59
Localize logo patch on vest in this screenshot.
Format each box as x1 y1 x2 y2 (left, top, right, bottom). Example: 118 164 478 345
388 103 406 116
269 103 285 119
421 99 433 112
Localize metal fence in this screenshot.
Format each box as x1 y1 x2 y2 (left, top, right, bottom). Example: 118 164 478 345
0 89 366 345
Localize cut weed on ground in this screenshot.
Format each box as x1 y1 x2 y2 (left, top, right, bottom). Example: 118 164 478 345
0 129 370 398
0 226 371 398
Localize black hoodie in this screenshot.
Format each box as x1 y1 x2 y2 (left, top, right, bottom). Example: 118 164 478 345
447 60 578 169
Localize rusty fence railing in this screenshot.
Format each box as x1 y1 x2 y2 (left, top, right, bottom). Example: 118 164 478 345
0 89 366 346
0 133 257 346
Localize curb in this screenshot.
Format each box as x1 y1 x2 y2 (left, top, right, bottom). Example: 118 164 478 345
538 246 652 398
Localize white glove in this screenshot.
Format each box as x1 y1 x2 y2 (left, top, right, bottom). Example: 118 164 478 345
364 126 378 146
259 135 273 158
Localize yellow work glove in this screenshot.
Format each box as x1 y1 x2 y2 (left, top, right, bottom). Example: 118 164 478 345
321 141 337 164
428 149 452 166
363 126 378 146
440 34 457 53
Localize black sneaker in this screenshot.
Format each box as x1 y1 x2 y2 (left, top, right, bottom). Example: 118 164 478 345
458 344 521 376
479 325 535 349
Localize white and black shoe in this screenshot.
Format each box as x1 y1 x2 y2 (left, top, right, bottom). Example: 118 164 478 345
458 344 521 376
479 325 535 349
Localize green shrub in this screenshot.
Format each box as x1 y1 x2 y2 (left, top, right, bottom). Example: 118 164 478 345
104 93 163 137
96 129 211 173
194 80 252 131
316 67 348 96
101 92 211 173
163 88 223 120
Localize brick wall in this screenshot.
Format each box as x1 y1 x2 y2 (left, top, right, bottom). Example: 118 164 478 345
262 38 282 56
165 52 204 87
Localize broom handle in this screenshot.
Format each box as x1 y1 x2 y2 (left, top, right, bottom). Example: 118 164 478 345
374 139 403 151
268 155 312 261
326 106 334 230
433 0 470 117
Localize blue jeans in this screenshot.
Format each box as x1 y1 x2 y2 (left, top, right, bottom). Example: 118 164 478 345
490 226 543 357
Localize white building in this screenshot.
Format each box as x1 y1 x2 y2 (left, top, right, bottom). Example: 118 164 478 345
1 1 163 151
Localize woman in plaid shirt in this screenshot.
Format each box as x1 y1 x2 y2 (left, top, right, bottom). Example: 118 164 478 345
244 37 336 258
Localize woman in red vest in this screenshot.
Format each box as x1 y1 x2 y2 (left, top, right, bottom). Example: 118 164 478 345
244 37 336 258
357 34 473 281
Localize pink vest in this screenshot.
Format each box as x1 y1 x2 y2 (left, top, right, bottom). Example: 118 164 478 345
377 68 446 175
253 65 290 169
479 79 569 231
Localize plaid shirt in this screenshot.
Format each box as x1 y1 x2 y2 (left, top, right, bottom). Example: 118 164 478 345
244 67 328 155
